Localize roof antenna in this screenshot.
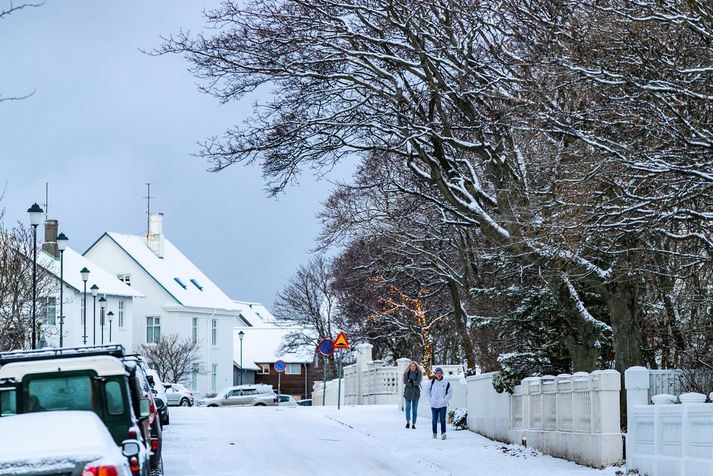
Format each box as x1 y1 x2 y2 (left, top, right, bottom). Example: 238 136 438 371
44 182 49 220
144 183 153 242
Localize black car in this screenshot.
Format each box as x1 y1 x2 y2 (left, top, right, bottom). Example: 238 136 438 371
0 345 152 476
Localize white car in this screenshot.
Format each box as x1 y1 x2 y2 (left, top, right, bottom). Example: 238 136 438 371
198 384 277 407
0 410 138 476
164 382 195 407
277 394 298 407
145 367 170 426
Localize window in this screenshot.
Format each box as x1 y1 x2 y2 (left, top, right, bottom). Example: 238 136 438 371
27 375 94 412
211 364 218 393
285 364 301 375
191 363 199 391
192 317 198 343
258 364 269 375
117 274 131 286
190 279 203 291
0 389 16 416
211 319 217 346
42 297 56 325
118 301 125 328
104 381 125 415
174 277 187 289
146 316 160 343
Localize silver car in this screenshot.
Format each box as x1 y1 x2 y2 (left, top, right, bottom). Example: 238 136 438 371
199 384 277 407
164 382 195 407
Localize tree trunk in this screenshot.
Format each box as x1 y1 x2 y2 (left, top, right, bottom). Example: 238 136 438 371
446 277 477 369
605 281 644 374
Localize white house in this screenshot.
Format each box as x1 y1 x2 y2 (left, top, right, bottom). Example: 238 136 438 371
38 219 143 350
84 213 248 396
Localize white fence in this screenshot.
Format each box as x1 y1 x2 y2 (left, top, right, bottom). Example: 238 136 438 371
626 366 713 476
466 371 622 468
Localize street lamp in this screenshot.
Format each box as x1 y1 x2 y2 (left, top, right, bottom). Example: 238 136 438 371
56 232 68 347
90 284 99 345
99 297 106 345
80 267 90 345
27 203 43 349
107 311 114 342
239 330 245 385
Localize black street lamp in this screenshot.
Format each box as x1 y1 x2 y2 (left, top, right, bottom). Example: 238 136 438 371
107 311 114 342
56 232 68 347
99 297 106 345
80 267 90 345
27 203 43 349
239 330 245 385
90 284 99 345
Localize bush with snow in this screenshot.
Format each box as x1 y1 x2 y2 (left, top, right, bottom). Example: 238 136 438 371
448 408 468 430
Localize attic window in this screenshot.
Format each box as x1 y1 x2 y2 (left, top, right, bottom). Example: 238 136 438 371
174 277 187 289
190 279 203 291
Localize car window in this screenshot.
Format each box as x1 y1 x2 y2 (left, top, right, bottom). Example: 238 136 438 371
279 395 288 402
241 389 257 396
0 389 16 415
105 381 125 416
226 389 240 398
27 375 94 412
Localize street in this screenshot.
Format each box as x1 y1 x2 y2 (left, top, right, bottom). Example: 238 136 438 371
162 406 620 476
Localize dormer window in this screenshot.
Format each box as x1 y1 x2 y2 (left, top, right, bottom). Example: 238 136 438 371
190 279 203 291
174 277 187 289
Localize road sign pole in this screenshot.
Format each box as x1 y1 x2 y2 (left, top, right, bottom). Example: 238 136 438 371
278 371 281 401
337 349 342 410
322 357 327 406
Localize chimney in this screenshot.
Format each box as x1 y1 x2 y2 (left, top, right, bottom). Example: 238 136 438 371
42 219 59 258
147 213 165 258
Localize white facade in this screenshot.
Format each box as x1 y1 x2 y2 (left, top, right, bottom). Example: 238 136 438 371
38 247 142 350
84 218 246 397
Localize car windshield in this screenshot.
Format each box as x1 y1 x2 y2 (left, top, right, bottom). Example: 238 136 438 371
27 375 94 412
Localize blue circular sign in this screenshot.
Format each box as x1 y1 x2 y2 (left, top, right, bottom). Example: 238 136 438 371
318 339 334 356
274 360 286 373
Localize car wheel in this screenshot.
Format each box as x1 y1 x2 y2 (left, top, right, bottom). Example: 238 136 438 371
254 403 266 406
163 414 170 426
150 457 164 476
180 398 190 407
208 404 219 407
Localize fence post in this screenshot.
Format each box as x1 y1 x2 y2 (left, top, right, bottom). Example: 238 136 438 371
355 343 373 405
625 366 650 459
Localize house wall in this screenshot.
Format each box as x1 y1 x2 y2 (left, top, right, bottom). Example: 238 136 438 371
255 363 315 399
85 235 235 397
42 282 136 351
233 366 256 386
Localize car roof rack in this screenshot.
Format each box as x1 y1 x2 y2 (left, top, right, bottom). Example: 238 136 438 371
0 344 126 366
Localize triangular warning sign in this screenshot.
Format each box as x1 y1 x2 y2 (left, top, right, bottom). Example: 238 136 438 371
333 331 349 349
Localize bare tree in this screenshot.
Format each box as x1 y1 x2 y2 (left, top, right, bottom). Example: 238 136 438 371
0 1 42 102
136 334 201 384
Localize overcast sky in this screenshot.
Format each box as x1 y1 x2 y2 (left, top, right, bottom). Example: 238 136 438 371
0 1 351 309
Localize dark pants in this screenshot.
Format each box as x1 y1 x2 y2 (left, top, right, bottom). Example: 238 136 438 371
431 406 447 434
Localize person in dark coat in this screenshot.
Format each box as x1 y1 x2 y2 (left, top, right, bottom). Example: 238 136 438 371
403 361 423 429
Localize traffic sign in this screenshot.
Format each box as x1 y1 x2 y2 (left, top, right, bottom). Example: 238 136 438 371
333 331 349 349
274 360 286 373
318 339 334 356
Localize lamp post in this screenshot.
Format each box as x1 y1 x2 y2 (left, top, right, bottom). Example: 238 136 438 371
90 284 99 345
99 297 106 344
107 311 114 342
80 267 90 345
239 331 245 385
28 203 43 349
56 232 68 347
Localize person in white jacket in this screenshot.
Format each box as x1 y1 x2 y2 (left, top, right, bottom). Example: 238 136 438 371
426 367 452 439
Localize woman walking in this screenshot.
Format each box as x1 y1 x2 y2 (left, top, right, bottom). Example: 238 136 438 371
403 361 422 429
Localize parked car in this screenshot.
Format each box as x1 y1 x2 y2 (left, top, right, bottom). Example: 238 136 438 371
277 394 298 406
297 399 312 406
198 384 277 407
0 345 152 476
144 367 170 426
0 410 141 476
123 355 164 475
164 382 194 407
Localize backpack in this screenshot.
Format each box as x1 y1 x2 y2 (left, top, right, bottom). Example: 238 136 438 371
430 378 450 393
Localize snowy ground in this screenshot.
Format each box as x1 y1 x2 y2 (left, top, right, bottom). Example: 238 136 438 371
162 405 622 476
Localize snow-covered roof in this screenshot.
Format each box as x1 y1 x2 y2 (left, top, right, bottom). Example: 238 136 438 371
233 325 316 365
233 300 278 327
98 233 241 311
39 247 143 298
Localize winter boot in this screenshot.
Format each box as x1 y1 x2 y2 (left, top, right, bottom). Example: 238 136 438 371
406 422 410 429
432 433 437 439
412 424 416 429
441 434 447 440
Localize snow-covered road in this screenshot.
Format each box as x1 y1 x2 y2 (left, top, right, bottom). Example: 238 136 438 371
162 405 621 476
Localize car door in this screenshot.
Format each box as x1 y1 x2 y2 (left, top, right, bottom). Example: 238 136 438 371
223 389 242 406
240 389 258 406
165 386 179 406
